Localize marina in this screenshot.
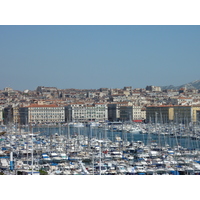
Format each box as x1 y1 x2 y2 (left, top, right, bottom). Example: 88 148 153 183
1 121 200 175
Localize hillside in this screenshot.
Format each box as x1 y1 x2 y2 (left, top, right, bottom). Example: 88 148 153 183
161 80 200 90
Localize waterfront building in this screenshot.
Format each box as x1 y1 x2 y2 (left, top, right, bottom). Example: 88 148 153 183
141 107 146 121
191 106 200 123
173 106 193 123
119 105 143 122
146 105 183 123
108 103 120 122
3 106 13 125
146 105 200 124
107 102 133 121
19 104 65 124
65 103 108 122
2 83 200 126
13 106 20 124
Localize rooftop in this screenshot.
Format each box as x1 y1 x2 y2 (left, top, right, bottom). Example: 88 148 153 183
27 104 59 107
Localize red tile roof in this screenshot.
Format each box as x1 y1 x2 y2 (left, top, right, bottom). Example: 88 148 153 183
28 104 58 107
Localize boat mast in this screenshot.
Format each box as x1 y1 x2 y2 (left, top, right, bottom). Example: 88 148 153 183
99 140 101 175
31 130 33 175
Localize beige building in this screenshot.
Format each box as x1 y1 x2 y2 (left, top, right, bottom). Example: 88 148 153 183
192 106 200 123
146 105 200 124
13 106 20 124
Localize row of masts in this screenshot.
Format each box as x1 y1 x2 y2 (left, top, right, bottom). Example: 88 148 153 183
1 119 200 174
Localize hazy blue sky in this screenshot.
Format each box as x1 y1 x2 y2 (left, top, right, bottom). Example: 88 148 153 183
1 25 200 91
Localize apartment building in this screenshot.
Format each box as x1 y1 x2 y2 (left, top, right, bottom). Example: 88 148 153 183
107 102 132 121
192 106 200 123
146 105 176 123
65 103 108 122
168 97 193 105
13 106 20 124
119 105 143 121
146 105 200 124
19 104 65 124
141 107 146 121
3 106 13 125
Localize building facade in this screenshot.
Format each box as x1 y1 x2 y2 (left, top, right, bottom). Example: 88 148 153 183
146 105 200 124
107 102 133 121
65 103 108 122
19 104 65 124
119 105 143 122
146 105 174 123
3 106 13 125
108 104 120 122
13 106 20 124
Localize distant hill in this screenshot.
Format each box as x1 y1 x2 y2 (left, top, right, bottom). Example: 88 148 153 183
161 80 200 90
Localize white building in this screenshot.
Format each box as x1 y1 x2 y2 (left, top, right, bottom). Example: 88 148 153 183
169 97 193 105
20 104 65 124
65 103 108 122
132 106 143 120
141 108 146 120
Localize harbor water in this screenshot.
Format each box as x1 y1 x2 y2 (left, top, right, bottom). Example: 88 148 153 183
28 125 200 150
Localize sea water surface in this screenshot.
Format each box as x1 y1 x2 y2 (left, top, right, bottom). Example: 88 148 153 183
25 125 200 150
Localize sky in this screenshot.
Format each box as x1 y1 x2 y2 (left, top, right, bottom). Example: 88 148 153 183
1 25 200 91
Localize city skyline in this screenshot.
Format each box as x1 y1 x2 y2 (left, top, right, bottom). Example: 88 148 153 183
1 25 200 91
2 78 200 92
